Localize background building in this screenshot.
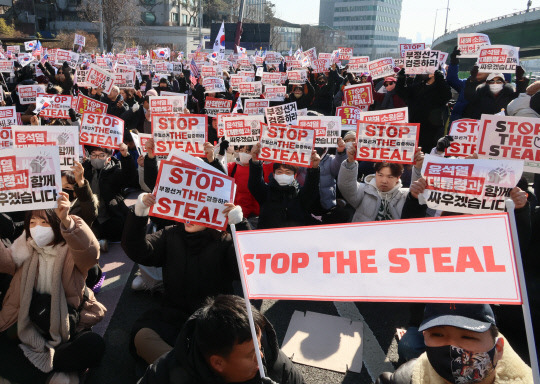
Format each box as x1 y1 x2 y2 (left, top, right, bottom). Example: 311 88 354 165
325 0 402 58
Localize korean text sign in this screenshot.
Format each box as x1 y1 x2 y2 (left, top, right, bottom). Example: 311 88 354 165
297 116 342 148
457 33 490 58
149 96 185 114
420 155 523 214
368 58 395 79
404 50 441 75
221 115 264 145
477 45 519 74
399 43 425 57
80 113 124 149
149 160 235 231
359 107 408 124
18 85 45 105
233 214 521 304
0 146 61 212
356 122 419 164
347 57 370 73
477 114 540 173
265 102 298 125
445 119 479 157
244 99 269 115
85 64 115 94
259 124 315 167
77 94 108 115
0 106 17 148
204 97 232 117
12 125 79 170
342 83 373 107
151 114 207 157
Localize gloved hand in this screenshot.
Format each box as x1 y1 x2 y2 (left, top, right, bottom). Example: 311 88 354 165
470 65 479 80
516 65 525 81
261 378 279 384
397 68 405 78
450 46 461 65
219 139 229 156
68 108 79 122
436 135 454 153
62 61 71 74
434 70 444 81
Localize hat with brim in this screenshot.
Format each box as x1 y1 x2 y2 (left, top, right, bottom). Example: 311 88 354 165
419 303 496 333
486 73 505 82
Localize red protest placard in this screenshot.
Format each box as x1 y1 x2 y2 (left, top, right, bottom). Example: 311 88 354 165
151 114 207 157
342 83 373 107
85 64 115 94
336 106 368 127
259 123 316 167
399 43 425 57
238 82 263 98
244 99 269 115
338 47 353 60
356 121 420 164
261 72 282 86
368 58 395 79
204 97 232 117
80 113 124 149
150 160 235 231
445 119 479 157
358 107 408 124
77 94 108 115
347 57 369 73
36 93 77 119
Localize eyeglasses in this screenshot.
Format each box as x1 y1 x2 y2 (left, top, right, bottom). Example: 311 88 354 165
488 80 504 84
90 153 108 159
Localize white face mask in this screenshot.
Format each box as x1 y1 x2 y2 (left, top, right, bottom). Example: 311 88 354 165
238 152 251 165
489 83 504 93
345 142 354 150
30 225 55 248
274 173 295 186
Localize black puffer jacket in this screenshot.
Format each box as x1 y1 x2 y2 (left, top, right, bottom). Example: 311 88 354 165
248 160 320 229
467 82 524 119
138 309 305 384
121 210 248 317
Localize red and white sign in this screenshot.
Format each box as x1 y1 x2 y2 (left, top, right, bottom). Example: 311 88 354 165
74 34 86 47
239 82 263 98
12 125 79 170
338 47 353 60
261 72 282 86
149 96 185 114
477 45 519 74
311 59 330 74
265 52 282 65
150 159 235 231
114 65 136 88
259 124 315 167
204 97 232 117
0 146 61 212
265 102 299 125
368 58 395 79
0 107 16 149
399 43 426 57
0 60 14 73
130 131 152 156
336 106 369 128
264 85 287 102
233 213 522 304
18 84 45 105
80 113 124 149
203 77 226 93
445 119 479 157
221 115 264 145
421 155 523 214
343 83 373 107
77 94 108 115
151 114 207 157
287 70 307 85
7 45 20 54
244 99 269 115
457 33 491 58
298 116 342 147
347 57 370 73
201 65 222 78
230 75 249 91
358 107 408 124
477 114 540 173
36 93 77 119
217 113 245 137
85 64 115 94
356 122 419 164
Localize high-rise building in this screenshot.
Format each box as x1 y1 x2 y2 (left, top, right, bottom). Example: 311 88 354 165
244 0 267 23
325 0 402 58
318 0 335 29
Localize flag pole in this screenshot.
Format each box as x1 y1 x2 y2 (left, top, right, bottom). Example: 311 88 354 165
505 200 539 383
230 224 266 378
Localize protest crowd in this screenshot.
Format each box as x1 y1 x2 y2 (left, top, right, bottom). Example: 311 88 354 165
0 29 538 384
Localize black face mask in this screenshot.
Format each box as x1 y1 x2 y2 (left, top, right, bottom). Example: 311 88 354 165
62 188 75 202
315 147 327 157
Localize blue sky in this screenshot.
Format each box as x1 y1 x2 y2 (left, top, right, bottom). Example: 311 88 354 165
271 0 534 43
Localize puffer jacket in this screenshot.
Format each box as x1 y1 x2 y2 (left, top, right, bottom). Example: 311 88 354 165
467 82 525 119
338 161 414 222
0 216 106 333
138 309 305 384
506 93 540 118
375 335 532 384
227 161 273 218
319 151 347 211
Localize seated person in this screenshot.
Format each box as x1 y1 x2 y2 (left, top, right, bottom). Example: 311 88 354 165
376 303 533 384
138 294 304 384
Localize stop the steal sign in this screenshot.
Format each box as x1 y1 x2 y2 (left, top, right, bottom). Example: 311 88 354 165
234 213 521 304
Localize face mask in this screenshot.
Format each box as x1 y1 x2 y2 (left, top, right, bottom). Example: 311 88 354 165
238 152 251 165
30 225 55 248
426 343 498 384
140 85 146 92
489 83 503 93
345 142 354 151
62 188 75 202
294 93 302 99
90 158 107 170
274 174 294 186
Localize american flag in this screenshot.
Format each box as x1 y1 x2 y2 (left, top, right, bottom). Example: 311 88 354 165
190 58 199 86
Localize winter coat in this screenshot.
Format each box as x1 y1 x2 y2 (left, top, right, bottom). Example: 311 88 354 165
467 82 524 120
100 94 129 118
338 161 413 222
507 93 540 118
446 63 485 122
227 161 273 218
121 209 248 318
138 309 305 384
248 160 320 229
287 81 315 110
38 62 74 95
121 103 151 134
310 75 335 115
375 335 532 384
0 216 106 333
69 179 99 226
319 151 347 211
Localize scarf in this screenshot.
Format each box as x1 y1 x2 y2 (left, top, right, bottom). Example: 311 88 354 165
17 236 70 373
380 89 396 109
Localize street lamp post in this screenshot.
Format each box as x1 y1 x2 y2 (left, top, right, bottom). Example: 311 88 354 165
444 0 450 34
432 5 450 45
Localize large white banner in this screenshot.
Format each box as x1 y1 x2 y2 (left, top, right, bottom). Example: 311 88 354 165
234 214 521 304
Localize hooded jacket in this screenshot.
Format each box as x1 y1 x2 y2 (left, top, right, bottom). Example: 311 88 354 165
338 161 414 222
375 335 532 384
138 310 305 384
506 93 540 118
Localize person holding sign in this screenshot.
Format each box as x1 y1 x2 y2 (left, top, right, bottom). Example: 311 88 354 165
248 143 321 229
121 193 249 366
0 193 106 384
138 295 304 384
37 61 74 96
376 304 532 384
286 83 314 111
338 144 423 222
371 76 406 111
